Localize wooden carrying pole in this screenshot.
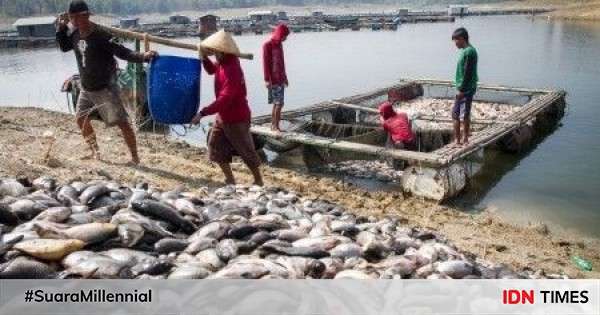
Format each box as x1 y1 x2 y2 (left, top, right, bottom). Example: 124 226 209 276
98 25 254 60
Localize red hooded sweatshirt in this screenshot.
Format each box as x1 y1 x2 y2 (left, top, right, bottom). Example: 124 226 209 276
200 54 251 124
263 24 290 86
379 101 415 144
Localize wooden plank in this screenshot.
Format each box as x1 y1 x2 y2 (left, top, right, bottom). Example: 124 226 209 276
413 78 553 94
251 125 444 166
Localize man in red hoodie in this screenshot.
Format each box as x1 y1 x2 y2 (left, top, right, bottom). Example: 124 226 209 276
379 101 416 169
263 24 290 132
192 31 263 187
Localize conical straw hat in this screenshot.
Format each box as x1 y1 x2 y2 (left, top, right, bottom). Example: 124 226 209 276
201 30 241 56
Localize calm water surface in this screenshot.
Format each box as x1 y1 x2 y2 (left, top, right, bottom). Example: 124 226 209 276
1 16 599 238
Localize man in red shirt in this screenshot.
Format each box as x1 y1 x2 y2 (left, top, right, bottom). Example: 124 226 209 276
192 31 263 186
263 24 290 132
379 101 416 169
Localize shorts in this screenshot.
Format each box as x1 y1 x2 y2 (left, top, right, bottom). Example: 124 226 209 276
77 83 129 127
268 85 285 106
208 121 262 169
452 92 475 121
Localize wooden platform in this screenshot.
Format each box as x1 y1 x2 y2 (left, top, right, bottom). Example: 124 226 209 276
252 79 565 166
251 79 566 200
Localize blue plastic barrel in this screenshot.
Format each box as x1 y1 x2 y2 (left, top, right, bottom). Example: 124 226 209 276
147 55 201 124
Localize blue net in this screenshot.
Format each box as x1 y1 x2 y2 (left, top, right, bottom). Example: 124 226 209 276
147 55 201 124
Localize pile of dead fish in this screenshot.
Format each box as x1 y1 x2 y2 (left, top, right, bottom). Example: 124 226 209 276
397 98 521 121
325 161 403 183
0 177 560 280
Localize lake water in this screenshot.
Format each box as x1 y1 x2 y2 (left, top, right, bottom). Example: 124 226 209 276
1 16 599 239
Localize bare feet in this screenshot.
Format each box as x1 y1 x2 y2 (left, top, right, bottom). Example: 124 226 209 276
271 125 282 132
81 151 100 161
254 180 264 187
131 155 140 165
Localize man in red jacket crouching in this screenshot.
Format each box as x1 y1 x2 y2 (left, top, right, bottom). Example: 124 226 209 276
192 31 263 186
379 101 416 169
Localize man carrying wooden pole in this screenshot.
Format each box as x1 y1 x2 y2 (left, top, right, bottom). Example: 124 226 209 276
191 31 264 187
56 0 158 165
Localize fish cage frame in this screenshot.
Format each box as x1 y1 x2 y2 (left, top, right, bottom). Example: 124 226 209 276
251 79 566 168
251 79 566 200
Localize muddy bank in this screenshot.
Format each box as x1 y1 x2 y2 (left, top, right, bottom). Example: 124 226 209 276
0 107 598 278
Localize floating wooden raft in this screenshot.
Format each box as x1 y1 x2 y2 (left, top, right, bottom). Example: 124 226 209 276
251 79 566 167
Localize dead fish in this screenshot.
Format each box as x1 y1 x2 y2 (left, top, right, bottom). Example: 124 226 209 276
250 214 290 231
131 200 197 234
184 237 217 255
377 257 417 278
309 220 331 238
247 231 273 245
9 199 47 221
0 180 28 198
261 244 330 259
34 223 117 244
415 264 435 279
216 239 238 262
111 209 174 238
79 184 111 205
436 260 473 279
227 224 258 239
331 221 359 236
343 257 369 270
118 223 145 247
293 236 348 251
71 205 89 214
0 256 56 279
128 189 148 207
173 198 202 218
274 256 325 279
32 177 56 191
410 244 438 266
131 259 174 276
154 238 189 254
330 243 362 259
189 221 231 242
319 257 344 279
209 259 288 279
195 248 225 271
0 203 19 226
62 251 132 279
356 231 379 247
33 207 72 223
100 248 158 267
168 263 210 279
14 239 86 261
334 270 374 280
362 240 390 262
272 229 307 242
89 196 120 209
391 237 420 254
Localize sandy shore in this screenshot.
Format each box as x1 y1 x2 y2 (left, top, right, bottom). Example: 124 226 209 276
0 107 598 278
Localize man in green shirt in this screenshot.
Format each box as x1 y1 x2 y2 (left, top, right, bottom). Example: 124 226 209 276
452 27 478 146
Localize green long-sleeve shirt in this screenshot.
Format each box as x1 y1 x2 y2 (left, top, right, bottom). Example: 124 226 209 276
455 44 478 94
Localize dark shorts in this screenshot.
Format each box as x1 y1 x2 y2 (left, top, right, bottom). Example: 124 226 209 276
452 93 475 121
208 121 262 169
76 81 129 127
268 85 285 106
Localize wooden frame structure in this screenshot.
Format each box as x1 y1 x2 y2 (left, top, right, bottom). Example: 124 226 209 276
251 79 566 200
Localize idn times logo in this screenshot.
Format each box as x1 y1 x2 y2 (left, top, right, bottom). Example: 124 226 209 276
502 290 589 305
